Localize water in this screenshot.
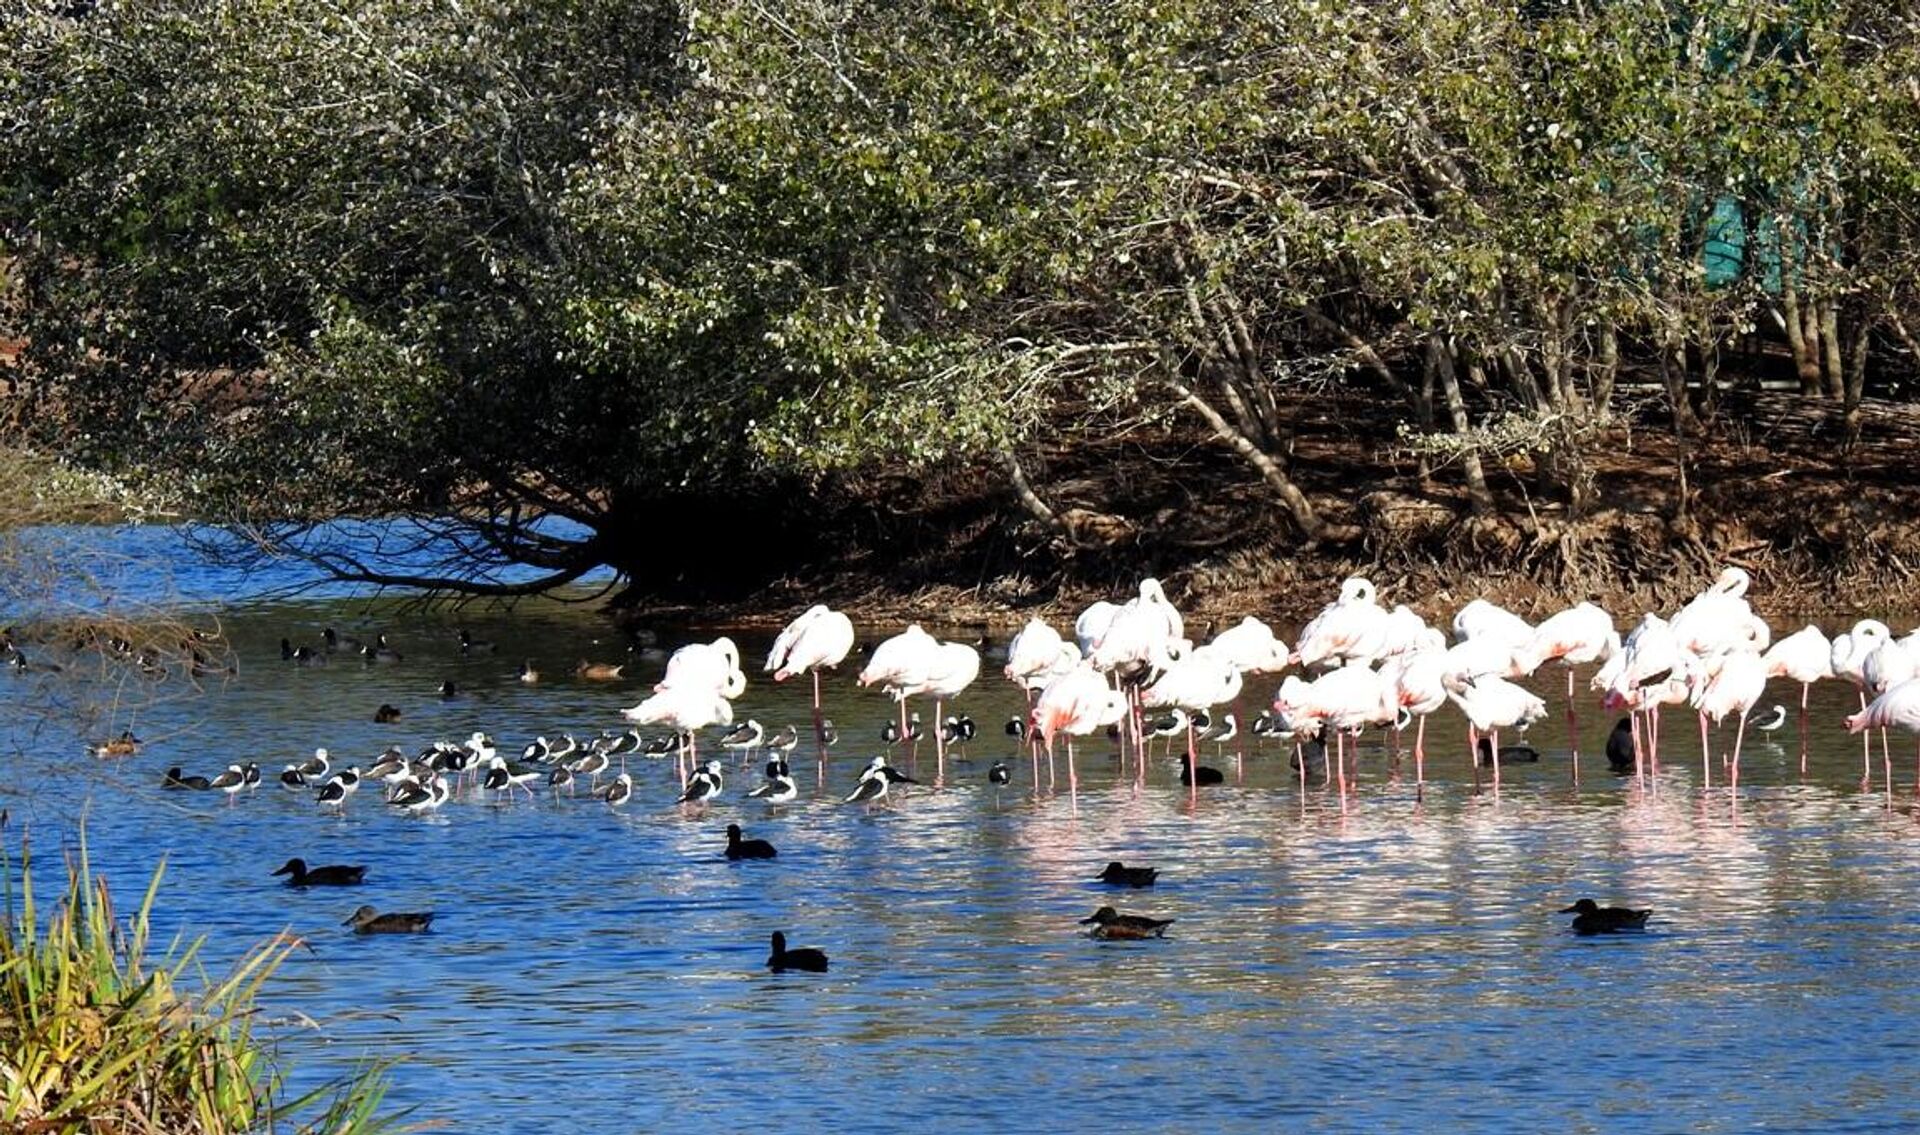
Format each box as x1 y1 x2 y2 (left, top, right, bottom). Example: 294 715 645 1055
4 529 1920 1131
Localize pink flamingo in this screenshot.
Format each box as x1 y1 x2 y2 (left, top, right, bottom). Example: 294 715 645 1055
1444 672 1546 794
1691 647 1767 787
1143 646 1244 801
1846 678 1920 792
905 639 980 783
1031 663 1128 809
1274 662 1391 799
1293 577 1389 669
766 605 856 747
1759 624 1831 772
1516 601 1619 777
622 685 733 781
1380 634 1448 794
858 624 941 756
1005 617 1081 692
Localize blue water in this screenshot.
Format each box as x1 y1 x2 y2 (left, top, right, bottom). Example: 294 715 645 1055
4 528 1920 1131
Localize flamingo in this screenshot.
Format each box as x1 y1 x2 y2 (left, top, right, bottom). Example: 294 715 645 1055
1444 672 1546 793
858 624 942 755
645 636 747 778
904 638 980 783
622 686 733 778
1273 662 1392 798
1516 601 1619 777
1031 663 1128 808
1452 598 1534 650
1760 624 1831 771
1671 567 1771 658
1832 620 1894 781
1374 605 1437 661
1293 577 1389 669
1846 678 1920 791
1380 635 1448 794
1692 647 1767 787
1143 646 1244 800
1005 617 1081 691
766 605 856 744
1205 616 1291 675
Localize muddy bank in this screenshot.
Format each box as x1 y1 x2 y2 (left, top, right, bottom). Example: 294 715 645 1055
618 388 1920 633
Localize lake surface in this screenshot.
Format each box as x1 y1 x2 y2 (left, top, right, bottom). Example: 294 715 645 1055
4 527 1920 1131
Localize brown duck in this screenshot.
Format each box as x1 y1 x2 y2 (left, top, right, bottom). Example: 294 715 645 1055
343 905 435 934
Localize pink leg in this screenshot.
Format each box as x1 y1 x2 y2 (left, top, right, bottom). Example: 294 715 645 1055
1797 682 1810 775
1698 711 1712 789
934 697 946 787
1860 690 1872 783
1414 715 1427 799
1565 668 1580 784
1468 724 1482 792
1730 708 1747 788
1491 726 1502 795
811 670 826 756
1066 737 1079 814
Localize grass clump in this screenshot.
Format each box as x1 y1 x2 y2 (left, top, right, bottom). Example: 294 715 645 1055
0 829 405 1133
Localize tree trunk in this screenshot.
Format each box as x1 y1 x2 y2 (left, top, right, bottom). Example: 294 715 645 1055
1000 449 1066 536
1161 371 1350 544
1431 339 1496 517
1779 235 1824 396
1592 322 1618 421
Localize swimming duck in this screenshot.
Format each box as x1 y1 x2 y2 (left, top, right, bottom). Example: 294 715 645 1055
1096 862 1159 888
321 627 361 653
438 681 458 699
518 659 541 684
374 703 403 724
1081 906 1175 940
575 659 626 680
458 628 496 655
725 823 778 860
767 930 829 973
1475 737 1541 767
163 766 211 790
1178 754 1224 787
87 730 141 758
361 635 402 664
343 905 434 934
272 858 366 887
281 638 325 666
1560 898 1652 935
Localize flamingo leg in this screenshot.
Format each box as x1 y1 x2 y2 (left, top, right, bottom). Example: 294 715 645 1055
1066 736 1079 814
1414 714 1427 800
1698 711 1712 790
1490 726 1502 795
1798 682 1810 775
811 670 826 756
1860 690 1872 783
1187 720 1198 803
1730 708 1747 788
1565 668 1580 785
934 696 947 787
1468 724 1482 792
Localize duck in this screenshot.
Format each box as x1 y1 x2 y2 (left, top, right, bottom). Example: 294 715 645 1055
281 637 325 666
361 635 402 664
163 766 211 790
747 759 798 803
1178 754 1224 787
321 627 362 653
1080 906 1175 940
343 905 434 934
87 730 142 758
1605 717 1637 776
575 659 626 680
1096 862 1159 888
458 628 496 655
374 703 403 724
1475 737 1541 767
1560 898 1652 935
272 858 367 887
518 659 541 684
767 930 829 973
725 823 778 860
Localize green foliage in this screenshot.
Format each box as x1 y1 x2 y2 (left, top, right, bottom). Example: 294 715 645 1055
0 829 403 1133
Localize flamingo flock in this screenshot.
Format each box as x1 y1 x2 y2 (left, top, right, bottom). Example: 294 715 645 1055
625 566 1920 812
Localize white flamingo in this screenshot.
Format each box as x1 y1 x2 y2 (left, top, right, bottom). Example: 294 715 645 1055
1760 623 1832 770
1143 646 1245 797
1031 663 1128 807
1444 672 1546 792
1293 577 1389 669
1692 647 1767 787
765 605 856 743
859 624 942 750
1515 600 1619 776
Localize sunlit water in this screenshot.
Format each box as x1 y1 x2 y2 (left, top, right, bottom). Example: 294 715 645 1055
4 528 1920 1131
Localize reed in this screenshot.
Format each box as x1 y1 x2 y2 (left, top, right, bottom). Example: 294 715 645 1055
0 828 405 1133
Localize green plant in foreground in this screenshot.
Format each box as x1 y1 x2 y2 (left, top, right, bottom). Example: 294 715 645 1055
0 828 408 1133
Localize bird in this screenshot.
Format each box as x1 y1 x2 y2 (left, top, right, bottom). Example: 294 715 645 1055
720 719 765 757
988 761 1012 786
321 627 361 653
597 772 633 807
1605 717 1637 776
1005 617 1084 692
1560 898 1651 935
361 635 402 664
518 659 541 684
1293 576 1390 668
767 930 829 973
819 719 839 748
343 906 435 934
845 757 916 804
725 823 778 860
678 759 724 804
281 637 325 666
1178 754 1225 787
390 775 449 814
374 703 402 724
209 763 250 805
86 730 142 759
1444 671 1547 790
438 680 459 699
271 858 366 887
766 604 856 735
162 766 211 790
880 712 923 745
1096 862 1159 887
747 759 798 803
765 724 799 757
576 659 626 680
1475 737 1541 767
1080 906 1175 940
458 628 496 654
1750 704 1788 732
481 755 539 801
